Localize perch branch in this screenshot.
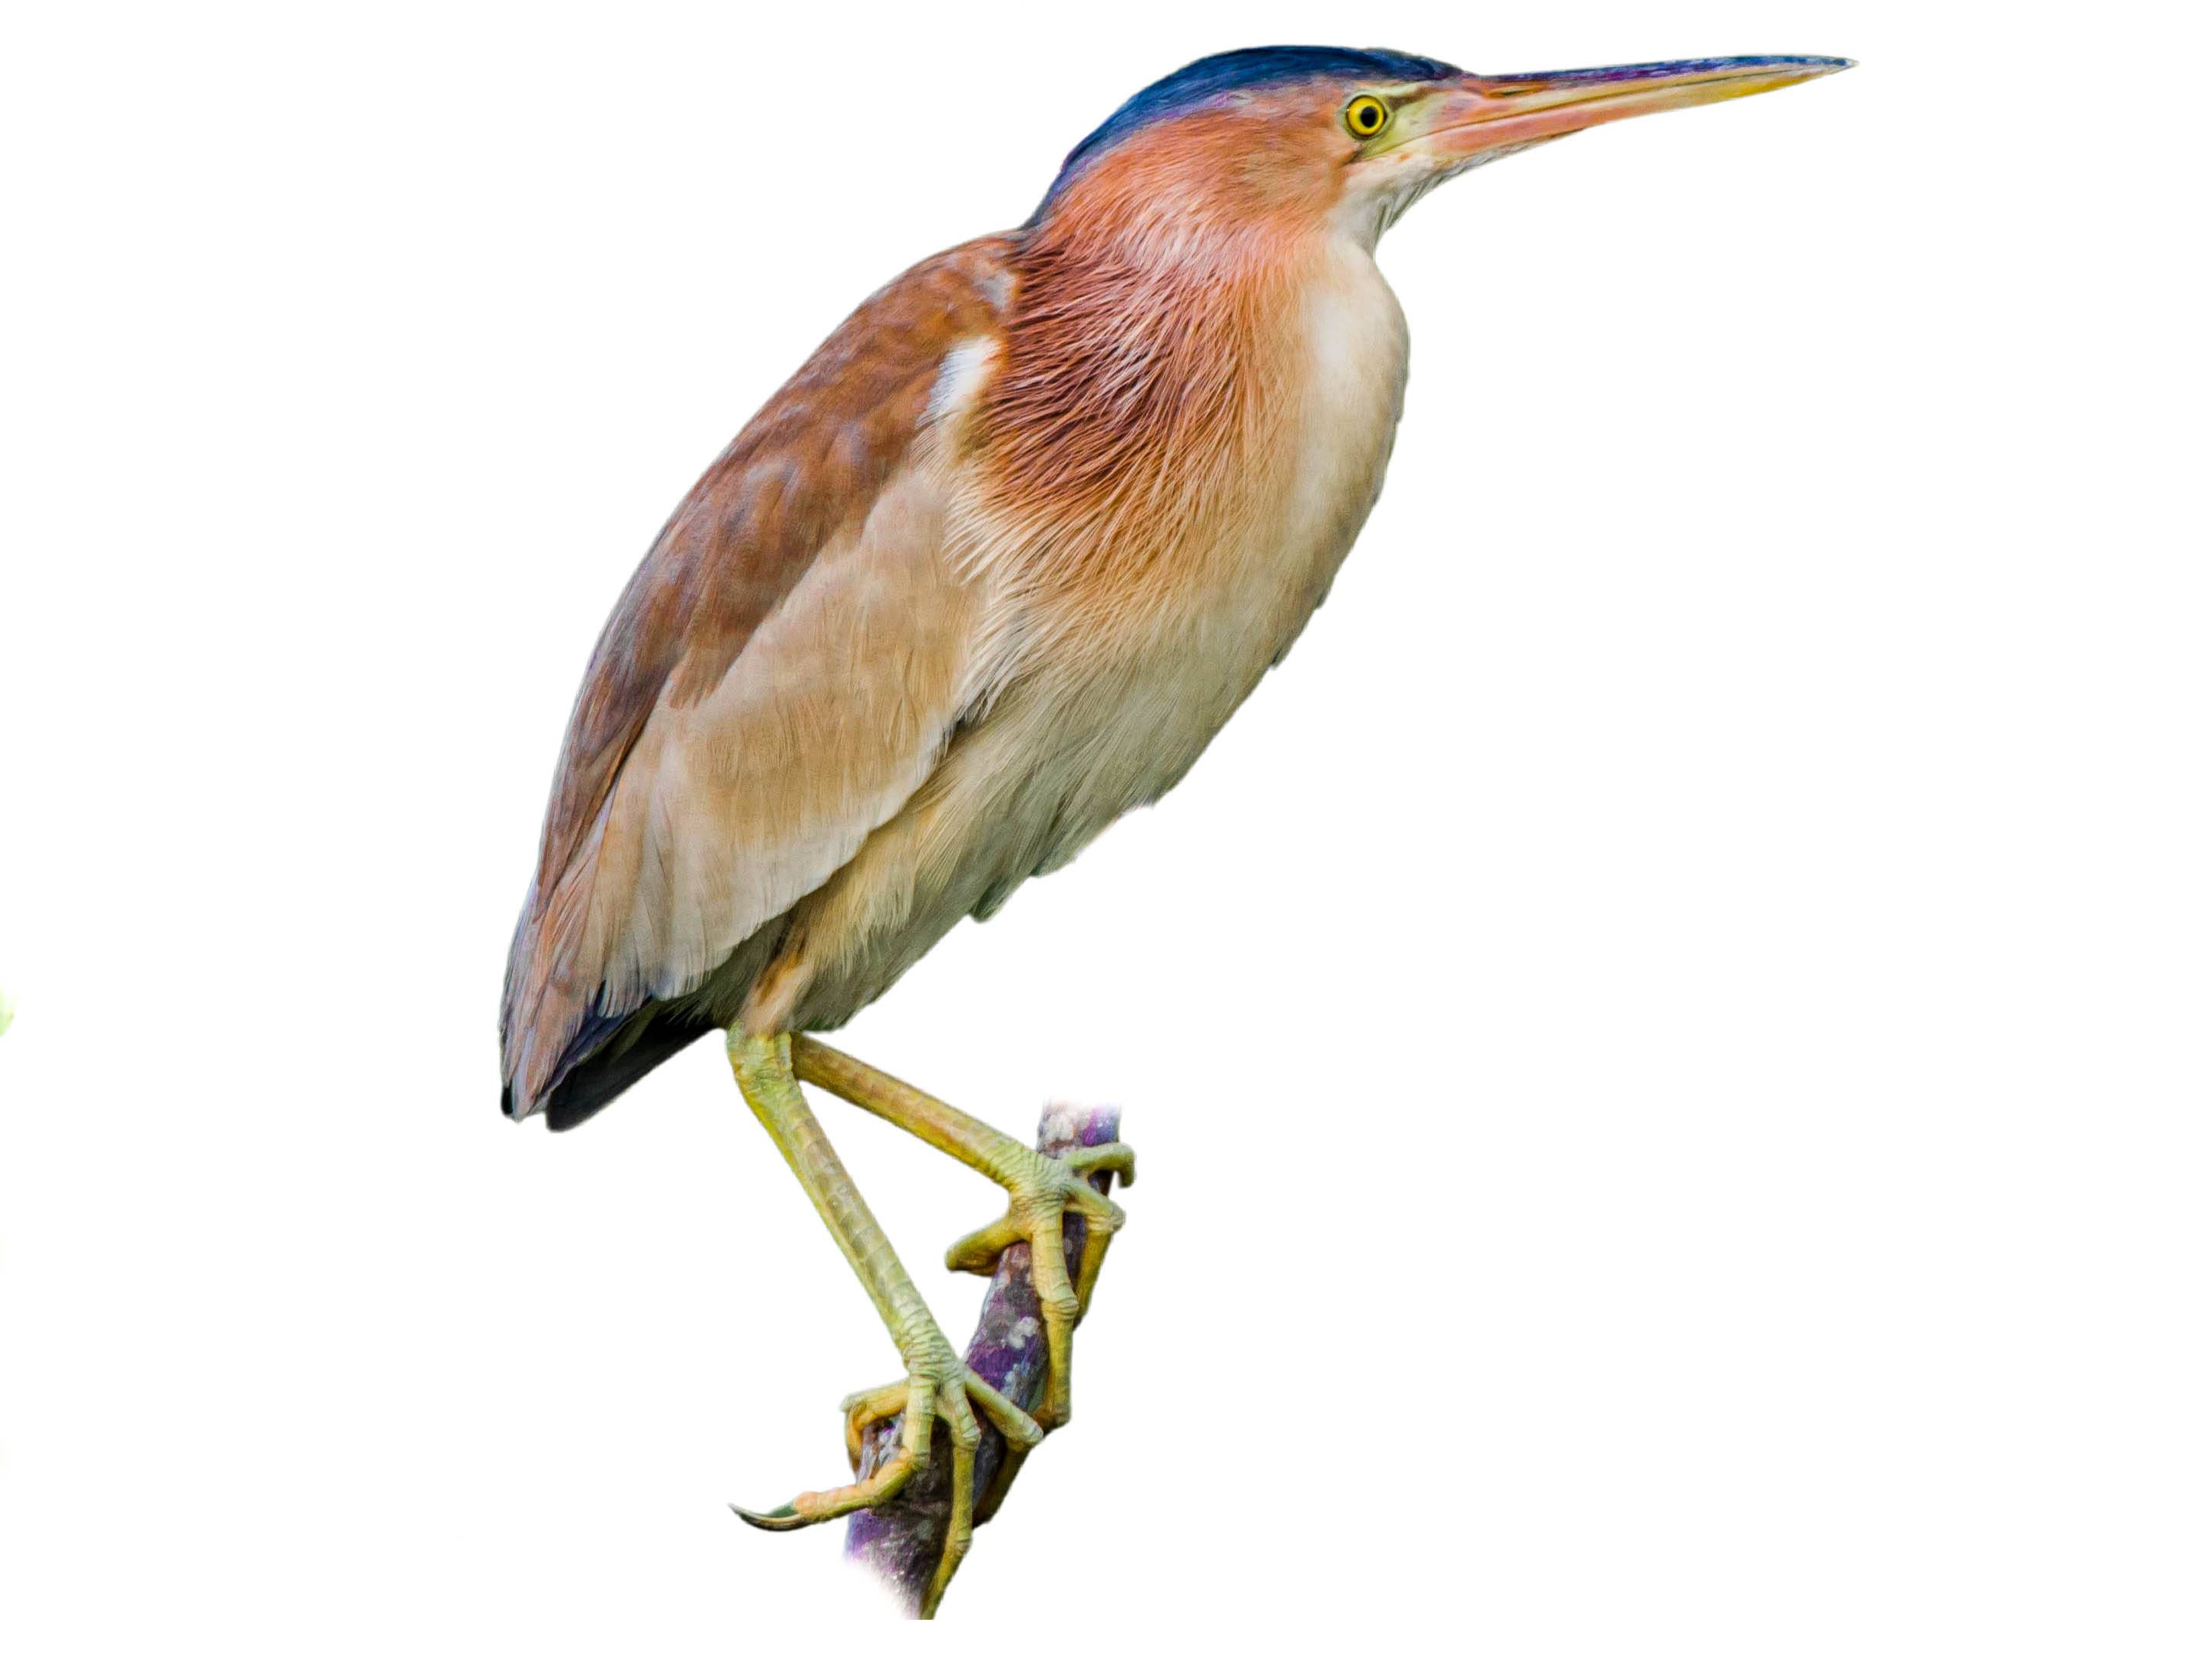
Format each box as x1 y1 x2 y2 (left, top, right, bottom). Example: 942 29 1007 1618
843 1101 1127 1616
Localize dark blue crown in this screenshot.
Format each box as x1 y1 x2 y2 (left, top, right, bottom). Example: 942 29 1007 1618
1040 46 1460 211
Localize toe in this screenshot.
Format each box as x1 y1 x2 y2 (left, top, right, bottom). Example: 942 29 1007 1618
963 1371 1045 1449
945 1213 1022 1275
1063 1141 1136 1186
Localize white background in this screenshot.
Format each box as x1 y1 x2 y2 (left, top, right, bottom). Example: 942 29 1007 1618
2 2 2206 1651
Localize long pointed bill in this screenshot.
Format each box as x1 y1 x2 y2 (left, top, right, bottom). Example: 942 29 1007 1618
1407 55 1853 163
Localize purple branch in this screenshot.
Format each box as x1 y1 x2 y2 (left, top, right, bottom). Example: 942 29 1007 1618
844 1102 1126 1614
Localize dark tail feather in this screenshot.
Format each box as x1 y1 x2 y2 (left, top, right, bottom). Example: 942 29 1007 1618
502 1003 717 1132
547 1010 716 1131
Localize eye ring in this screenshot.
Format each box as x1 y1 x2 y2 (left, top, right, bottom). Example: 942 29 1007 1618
1344 95 1390 139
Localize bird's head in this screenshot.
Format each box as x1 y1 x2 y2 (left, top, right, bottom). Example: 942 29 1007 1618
1037 46 1852 247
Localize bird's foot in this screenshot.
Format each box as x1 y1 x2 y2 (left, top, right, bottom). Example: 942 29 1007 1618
732 1325 1043 1613
944 1139 1134 1428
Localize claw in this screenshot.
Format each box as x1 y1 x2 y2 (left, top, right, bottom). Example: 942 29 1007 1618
729 1502 805 1532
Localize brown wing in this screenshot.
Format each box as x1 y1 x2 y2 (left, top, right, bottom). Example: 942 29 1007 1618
501 237 1013 1121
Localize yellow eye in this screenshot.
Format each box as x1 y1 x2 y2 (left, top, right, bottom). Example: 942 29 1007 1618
1344 95 1390 139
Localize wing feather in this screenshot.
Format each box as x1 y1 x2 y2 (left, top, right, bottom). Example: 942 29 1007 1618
501 239 1013 1118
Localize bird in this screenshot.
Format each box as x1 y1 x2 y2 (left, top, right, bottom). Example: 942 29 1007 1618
499 44 1850 1612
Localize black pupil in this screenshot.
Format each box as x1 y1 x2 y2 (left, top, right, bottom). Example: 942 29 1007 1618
1357 104 1380 130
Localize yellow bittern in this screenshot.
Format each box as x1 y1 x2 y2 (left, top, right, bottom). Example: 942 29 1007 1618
500 45 1850 1612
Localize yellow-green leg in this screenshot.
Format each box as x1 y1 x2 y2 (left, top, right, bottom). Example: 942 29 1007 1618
726 1031 1042 1614
792 1036 1134 1429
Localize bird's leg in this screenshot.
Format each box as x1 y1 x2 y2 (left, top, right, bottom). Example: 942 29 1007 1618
791 1035 1134 1429
727 1031 1042 1614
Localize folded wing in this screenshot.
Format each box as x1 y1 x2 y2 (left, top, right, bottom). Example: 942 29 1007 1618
501 240 1013 1120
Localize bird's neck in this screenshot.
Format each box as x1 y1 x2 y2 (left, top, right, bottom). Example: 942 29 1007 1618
981 209 1342 531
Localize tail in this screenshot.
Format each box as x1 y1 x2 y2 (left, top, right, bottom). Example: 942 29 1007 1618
499 898 715 1132
501 1003 717 1132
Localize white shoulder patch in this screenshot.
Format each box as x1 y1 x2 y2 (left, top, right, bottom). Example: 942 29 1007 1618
924 336 1000 428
